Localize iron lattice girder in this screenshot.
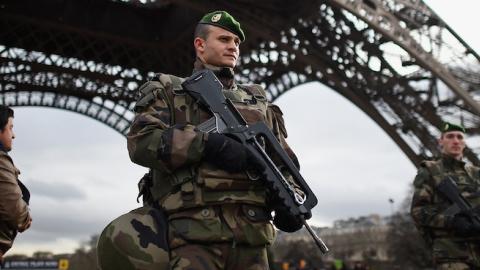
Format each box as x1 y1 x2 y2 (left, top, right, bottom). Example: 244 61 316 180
0 0 479 166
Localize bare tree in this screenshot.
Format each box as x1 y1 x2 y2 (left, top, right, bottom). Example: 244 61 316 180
385 192 433 270
68 235 99 270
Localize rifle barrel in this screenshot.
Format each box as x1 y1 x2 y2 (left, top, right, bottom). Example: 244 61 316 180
303 220 329 254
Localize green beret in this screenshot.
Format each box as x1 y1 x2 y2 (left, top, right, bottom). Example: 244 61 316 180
441 122 466 133
199 11 245 42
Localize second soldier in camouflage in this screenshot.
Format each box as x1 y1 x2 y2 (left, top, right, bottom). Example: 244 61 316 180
411 122 480 270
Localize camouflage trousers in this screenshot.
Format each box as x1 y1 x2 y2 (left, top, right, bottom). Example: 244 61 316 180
170 243 269 270
168 204 275 270
97 204 275 270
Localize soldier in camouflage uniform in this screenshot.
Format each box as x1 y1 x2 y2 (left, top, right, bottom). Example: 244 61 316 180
0 105 31 261
411 122 480 270
124 10 301 270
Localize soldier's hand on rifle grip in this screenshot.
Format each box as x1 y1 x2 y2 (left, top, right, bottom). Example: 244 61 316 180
273 210 303 233
204 133 249 173
450 213 474 236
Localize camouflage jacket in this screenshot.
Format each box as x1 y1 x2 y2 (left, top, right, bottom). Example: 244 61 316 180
127 61 298 213
410 156 480 263
0 150 30 255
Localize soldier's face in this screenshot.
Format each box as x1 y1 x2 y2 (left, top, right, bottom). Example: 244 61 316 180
195 26 240 68
439 131 465 159
0 117 15 152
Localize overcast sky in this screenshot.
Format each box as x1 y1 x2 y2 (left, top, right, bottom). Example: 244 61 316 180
6 1 479 255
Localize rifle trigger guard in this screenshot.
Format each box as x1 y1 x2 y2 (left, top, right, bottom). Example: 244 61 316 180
246 169 261 181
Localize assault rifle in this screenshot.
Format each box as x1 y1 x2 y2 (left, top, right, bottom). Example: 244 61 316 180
437 176 480 229
182 70 328 254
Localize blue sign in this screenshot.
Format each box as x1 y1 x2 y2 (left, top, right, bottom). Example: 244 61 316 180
1 260 60 269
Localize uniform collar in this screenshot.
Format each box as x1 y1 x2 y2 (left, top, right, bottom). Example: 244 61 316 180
193 58 236 89
441 154 465 169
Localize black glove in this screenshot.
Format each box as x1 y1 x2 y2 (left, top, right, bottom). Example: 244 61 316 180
204 133 264 173
273 210 304 232
451 214 475 236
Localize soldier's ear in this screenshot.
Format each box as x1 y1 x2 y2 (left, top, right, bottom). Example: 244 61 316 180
438 136 446 149
194 37 205 54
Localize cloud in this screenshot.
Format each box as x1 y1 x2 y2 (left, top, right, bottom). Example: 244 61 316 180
26 180 86 201
7 108 145 255
275 82 416 226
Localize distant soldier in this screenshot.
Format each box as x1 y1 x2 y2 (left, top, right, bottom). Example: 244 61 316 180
0 105 31 260
122 10 301 270
411 122 480 269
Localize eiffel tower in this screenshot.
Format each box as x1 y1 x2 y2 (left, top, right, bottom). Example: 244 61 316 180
1 0 479 167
